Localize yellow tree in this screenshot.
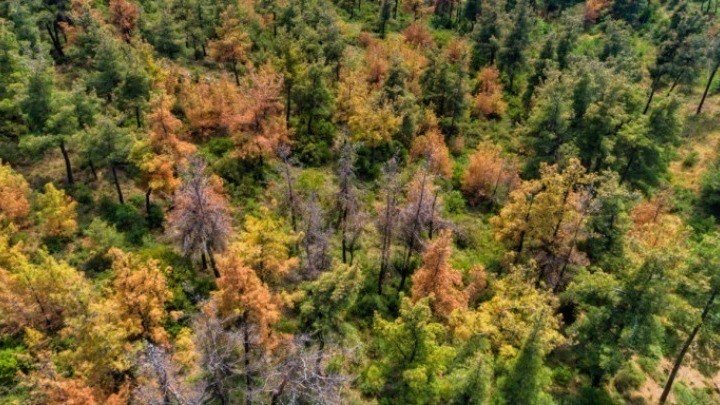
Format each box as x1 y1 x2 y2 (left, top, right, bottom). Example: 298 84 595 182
235 210 299 286
336 69 400 148
492 159 593 289
108 248 173 344
0 248 89 334
34 183 78 238
0 161 30 224
209 6 251 85
411 229 467 319
461 143 520 207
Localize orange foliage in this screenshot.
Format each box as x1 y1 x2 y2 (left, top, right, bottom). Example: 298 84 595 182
444 39 470 65
584 0 610 23
411 229 467 319
365 41 389 87
109 0 138 42
629 191 687 253
180 66 289 160
402 22 433 48
0 162 30 223
410 127 452 178
109 248 173 344
134 94 196 196
461 143 520 206
473 67 507 118
231 64 290 159
209 6 252 81
211 243 282 349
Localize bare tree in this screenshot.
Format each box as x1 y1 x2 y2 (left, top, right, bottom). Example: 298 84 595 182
133 344 207 405
193 307 248 404
301 194 332 280
167 156 232 277
264 335 351 405
397 165 444 292
376 156 402 294
334 138 365 264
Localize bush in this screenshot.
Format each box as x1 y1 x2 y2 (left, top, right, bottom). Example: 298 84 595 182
613 361 645 395
98 197 148 245
0 347 23 387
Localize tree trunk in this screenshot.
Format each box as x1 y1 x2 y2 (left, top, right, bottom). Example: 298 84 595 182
145 188 152 214
659 290 717 404
201 252 208 270
88 159 98 180
697 60 720 115
207 244 219 278
233 60 240 86
135 105 141 127
243 318 252 405
111 163 124 204
643 79 658 115
59 141 74 185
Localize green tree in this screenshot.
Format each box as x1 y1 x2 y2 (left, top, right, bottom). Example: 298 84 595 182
497 0 530 93
363 297 455 402
77 116 133 203
495 325 554 405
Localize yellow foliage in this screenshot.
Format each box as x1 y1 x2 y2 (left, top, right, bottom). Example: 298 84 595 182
34 183 78 238
108 248 173 344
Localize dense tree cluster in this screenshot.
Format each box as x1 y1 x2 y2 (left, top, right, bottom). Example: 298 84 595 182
2 0 720 403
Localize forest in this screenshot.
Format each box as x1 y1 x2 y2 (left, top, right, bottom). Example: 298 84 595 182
1 0 720 403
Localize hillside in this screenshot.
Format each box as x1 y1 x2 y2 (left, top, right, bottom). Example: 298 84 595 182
1 0 720 403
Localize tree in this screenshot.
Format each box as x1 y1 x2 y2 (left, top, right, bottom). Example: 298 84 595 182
377 156 403 294
492 159 593 288
335 139 365 264
77 116 132 204
409 126 452 179
522 71 573 174
659 233 720 403
167 156 233 277
108 0 139 43
0 20 27 140
335 69 400 150
232 65 291 166
471 2 502 69
211 243 281 404
235 210 298 286
0 162 30 224
364 297 455 402
378 0 393 38
0 248 89 334
643 4 706 114
472 66 507 118
522 37 555 108
209 6 251 85
34 183 78 238
299 262 363 353
90 33 126 102
397 167 443 291
497 0 531 92
410 229 467 319
108 248 172 344
461 143 520 208
697 33 720 115
495 325 554 405
131 94 196 213
19 61 77 186
300 194 332 279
